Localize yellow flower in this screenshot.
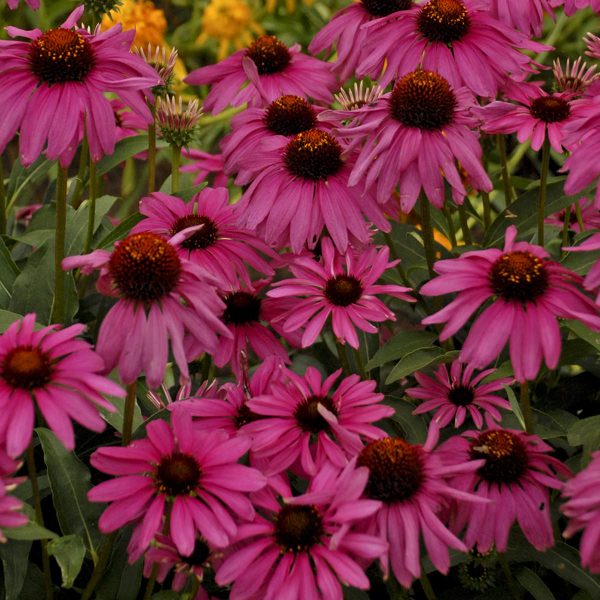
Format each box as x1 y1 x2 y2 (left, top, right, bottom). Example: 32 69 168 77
198 0 264 60
265 0 314 14
102 0 167 49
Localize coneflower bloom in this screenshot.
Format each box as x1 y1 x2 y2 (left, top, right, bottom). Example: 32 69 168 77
185 35 336 114
407 360 512 430
553 57 599 97
440 428 570 552
561 451 600 574
144 534 216 598
343 70 491 210
131 188 276 288
356 0 546 97
0 5 159 167
421 225 600 382
477 87 578 153
244 365 394 475
215 460 388 599
480 0 557 36
585 32 600 61
0 314 122 457
546 198 600 233
565 0 600 16
356 436 486 587
269 238 414 348
221 94 330 177
181 149 228 188
62 231 230 388
88 410 266 561
309 0 414 81
564 234 600 305
234 129 390 253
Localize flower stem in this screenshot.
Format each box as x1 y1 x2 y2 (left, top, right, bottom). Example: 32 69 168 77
335 340 351 376
0 158 6 236
575 201 584 232
520 381 534 434
499 553 522 600
442 204 457 248
353 347 367 379
497 134 513 207
420 196 435 278
561 206 571 258
538 136 550 247
122 382 137 446
142 565 159 600
457 204 472 245
80 533 115 600
171 145 181 194
83 160 97 254
72 134 89 209
481 191 492 231
198 104 246 125
419 571 438 600
27 442 54 600
147 104 157 194
52 164 68 324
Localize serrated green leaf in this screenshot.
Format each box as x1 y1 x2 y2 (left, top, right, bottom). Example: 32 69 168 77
505 385 526 430
516 568 556 600
0 539 31 600
386 348 457 384
366 330 437 370
47 535 85 589
36 428 102 561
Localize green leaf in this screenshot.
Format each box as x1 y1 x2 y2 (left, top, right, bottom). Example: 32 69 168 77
36 428 103 561
47 535 86 589
567 416 600 456
101 392 143 435
4 520 57 541
565 321 600 353
387 399 428 444
0 540 31 600
386 348 458 384
505 385 526 430
0 309 25 332
366 330 437 370
65 195 118 257
516 568 556 600
97 135 149 175
0 237 19 309
96 213 143 249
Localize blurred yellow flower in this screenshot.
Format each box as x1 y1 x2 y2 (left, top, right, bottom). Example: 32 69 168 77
265 0 314 13
102 0 167 49
198 0 264 60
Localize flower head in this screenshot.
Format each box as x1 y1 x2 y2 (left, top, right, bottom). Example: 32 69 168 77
269 238 414 348
407 360 512 431
421 225 600 382
0 314 123 457
343 70 491 210
156 96 203 148
0 6 159 167
440 428 570 552
135 44 179 97
215 460 387 599
63 232 229 388
185 35 336 114
553 57 598 97
480 0 557 36
89 410 266 561
564 233 600 305
562 451 600 574
244 365 394 475
546 198 600 233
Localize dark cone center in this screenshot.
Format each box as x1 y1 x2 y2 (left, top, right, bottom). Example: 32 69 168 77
222 292 261 325
489 251 549 303
417 0 471 45
246 35 291 75
170 215 220 250
274 505 324 552
294 395 338 433
2 346 52 389
155 452 202 496
470 430 529 484
324 275 363 307
529 96 571 123
264 95 317 136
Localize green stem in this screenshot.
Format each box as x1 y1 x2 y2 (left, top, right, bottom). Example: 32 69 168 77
520 381 534 434
189 577 202 598
52 164 68 324
481 191 492 232
420 196 435 278
538 137 550 247
0 158 6 235
457 204 472 245
419 571 438 600
442 204 457 248
561 206 571 258
499 553 521 600
497 134 513 207
353 347 366 380
27 442 54 600
198 104 246 125
72 135 89 209
171 145 181 194
575 201 584 233
122 382 137 445
83 160 97 254
80 533 115 600
142 564 159 600
147 105 157 194
335 340 351 376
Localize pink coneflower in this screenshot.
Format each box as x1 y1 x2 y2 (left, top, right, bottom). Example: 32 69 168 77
0 450 28 542
356 436 485 587
111 98 149 143
244 365 394 476
564 234 600 305
221 94 330 177
185 35 336 114
565 0 600 15
356 0 546 97
215 460 387 599
181 149 228 188
343 70 491 210
88 410 266 561
209 279 292 378
440 428 570 552
62 231 230 388
477 87 578 153
421 225 600 382
407 360 512 430
15 203 43 228
144 533 216 599
562 451 600 573
7 0 39 10
234 129 390 253
309 0 414 81
546 198 600 233
0 314 122 457
553 57 599 97
0 6 159 167
480 0 557 36
176 356 286 438
269 238 414 348
131 188 276 288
